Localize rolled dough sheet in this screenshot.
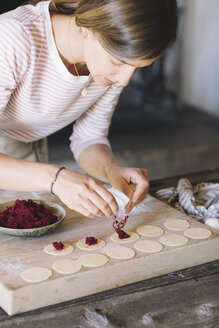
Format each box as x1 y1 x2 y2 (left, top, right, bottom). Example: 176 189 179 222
136 225 163 237
134 240 163 253
159 233 188 247
184 227 212 239
52 260 82 274
76 238 105 251
21 267 52 283
164 218 190 231
110 231 139 244
78 253 109 268
44 243 74 256
106 246 135 260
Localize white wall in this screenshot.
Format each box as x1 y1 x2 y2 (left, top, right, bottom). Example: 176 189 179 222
180 0 219 116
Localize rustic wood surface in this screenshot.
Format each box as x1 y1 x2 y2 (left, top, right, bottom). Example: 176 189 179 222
1 169 219 327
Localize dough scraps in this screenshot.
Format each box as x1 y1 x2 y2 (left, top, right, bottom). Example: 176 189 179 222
78 253 109 268
164 219 190 231
134 240 163 253
136 225 163 237
44 243 74 256
21 267 52 283
110 232 139 244
159 233 188 247
76 238 105 251
184 227 212 239
106 245 135 260
52 259 82 274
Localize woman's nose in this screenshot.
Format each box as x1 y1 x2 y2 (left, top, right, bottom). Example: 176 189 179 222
117 66 136 87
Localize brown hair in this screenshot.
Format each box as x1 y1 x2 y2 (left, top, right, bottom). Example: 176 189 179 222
29 0 178 60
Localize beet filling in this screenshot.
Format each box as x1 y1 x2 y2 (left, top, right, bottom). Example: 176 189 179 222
85 236 98 246
0 199 58 229
53 241 64 250
113 220 130 239
117 230 130 239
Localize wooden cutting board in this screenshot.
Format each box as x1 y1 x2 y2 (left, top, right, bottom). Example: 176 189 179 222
0 192 218 316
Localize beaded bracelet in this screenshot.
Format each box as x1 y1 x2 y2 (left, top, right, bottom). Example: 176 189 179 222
50 166 66 194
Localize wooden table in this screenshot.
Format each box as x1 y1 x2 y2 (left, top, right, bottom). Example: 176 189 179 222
1 169 219 327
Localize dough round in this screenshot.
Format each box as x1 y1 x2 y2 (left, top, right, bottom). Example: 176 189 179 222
106 246 135 260
44 243 74 256
184 228 212 239
21 267 52 283
159 233 188 247
79 253 109 268
136 225 163 237
110 232 139 244
164 219 190 231
205 218 219 231
134 240 163 253
52 260 82 274
76 238 105 251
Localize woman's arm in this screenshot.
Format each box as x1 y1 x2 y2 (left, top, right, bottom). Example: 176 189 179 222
0 153 118 218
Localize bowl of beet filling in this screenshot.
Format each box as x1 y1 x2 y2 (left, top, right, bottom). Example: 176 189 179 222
0 199 66 237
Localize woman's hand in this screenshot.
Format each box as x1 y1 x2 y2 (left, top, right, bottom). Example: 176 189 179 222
106 164 149 213
52 168 118 218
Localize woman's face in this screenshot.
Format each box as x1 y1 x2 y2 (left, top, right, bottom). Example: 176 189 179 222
82 30 158 87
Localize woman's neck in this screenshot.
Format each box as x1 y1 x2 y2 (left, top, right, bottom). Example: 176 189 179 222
50 12 88 75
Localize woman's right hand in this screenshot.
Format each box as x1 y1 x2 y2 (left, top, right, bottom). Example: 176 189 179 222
52 168 118 218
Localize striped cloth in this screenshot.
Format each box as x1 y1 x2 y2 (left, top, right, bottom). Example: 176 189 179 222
0 1 123 161
156 178 219 222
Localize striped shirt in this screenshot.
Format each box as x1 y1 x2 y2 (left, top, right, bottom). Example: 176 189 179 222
0 0 123 160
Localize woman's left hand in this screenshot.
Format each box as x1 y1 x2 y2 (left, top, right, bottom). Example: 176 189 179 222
106 164 149 213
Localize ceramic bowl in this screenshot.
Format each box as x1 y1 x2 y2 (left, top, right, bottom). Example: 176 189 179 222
0 199 66 237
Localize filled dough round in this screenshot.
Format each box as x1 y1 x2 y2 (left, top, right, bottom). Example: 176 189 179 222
106 246 135 260
44 243 74 256
78 253 109 268
136 225 163 237
76 238 105 251
164 219 190 231
21 267 52 283
53 260 82 274
184 227 212 239
159 233 188 247
110 232 139 244
134 240 163 253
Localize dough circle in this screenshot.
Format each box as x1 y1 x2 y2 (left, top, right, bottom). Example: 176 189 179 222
134 240 163 253
159 233 188 247
110 232 139 244
106 246 135 260
184 228 212 239
76 238 105 251
52 260 82 274
205 218 219 231
44 243 74 256
79 253 109 268
136 225 163 237
164 219 190 231
21 267 52 283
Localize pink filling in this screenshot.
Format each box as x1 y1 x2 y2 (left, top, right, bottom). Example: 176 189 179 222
85 236 98 245
117 230 130 239
113 218 130 239
0 199 58 229
53 241 64 250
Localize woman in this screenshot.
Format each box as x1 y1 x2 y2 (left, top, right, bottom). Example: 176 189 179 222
0 0 177 218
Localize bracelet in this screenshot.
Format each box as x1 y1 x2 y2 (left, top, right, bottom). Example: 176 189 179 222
50 166 66 194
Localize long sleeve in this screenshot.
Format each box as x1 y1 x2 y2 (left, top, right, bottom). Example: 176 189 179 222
70 83 123 161
0 19 31 114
